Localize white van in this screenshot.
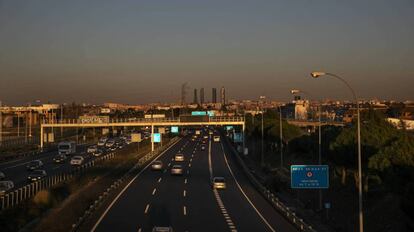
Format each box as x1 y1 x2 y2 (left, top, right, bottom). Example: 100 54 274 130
58 141 76 155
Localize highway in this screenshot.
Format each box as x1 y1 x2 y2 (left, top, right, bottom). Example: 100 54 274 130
91 131 298 232
0 143 122 191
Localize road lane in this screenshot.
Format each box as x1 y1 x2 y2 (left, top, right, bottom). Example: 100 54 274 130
91 131 300 232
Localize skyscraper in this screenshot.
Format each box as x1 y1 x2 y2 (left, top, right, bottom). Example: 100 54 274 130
200 88 205 104
212 88 217 103
220 86 226 105
193 88 198 104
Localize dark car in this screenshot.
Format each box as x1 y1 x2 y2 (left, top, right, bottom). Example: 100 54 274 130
53 154 67 163
27 170 47 182
26 160 43 171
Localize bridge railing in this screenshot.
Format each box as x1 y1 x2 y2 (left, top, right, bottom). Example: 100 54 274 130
41 117 245 125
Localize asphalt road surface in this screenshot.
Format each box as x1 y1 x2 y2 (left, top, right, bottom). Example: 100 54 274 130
91 131 298 232
0 143 120 191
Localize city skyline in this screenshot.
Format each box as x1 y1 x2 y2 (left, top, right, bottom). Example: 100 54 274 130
1 0 414 105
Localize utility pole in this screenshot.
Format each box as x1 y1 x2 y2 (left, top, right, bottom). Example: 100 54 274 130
17 113 20 137
279 105 283 169
29 103 32 139
0 100 2 146
261 108 264 167
61 104 64 138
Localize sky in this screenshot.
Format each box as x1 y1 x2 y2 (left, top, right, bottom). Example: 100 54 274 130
0 0 413 105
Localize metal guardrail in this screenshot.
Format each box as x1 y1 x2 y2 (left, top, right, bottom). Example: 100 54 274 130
70 137 180 232
0 152 116 211
223 136 317 232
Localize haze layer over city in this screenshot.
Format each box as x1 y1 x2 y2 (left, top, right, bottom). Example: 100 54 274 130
0 1 413 232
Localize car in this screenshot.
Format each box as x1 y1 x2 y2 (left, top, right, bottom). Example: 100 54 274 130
212 177 226 189
93 149 104 157
0 171 5 180
26 160 43 171
152 227 173 232
115 141 124 149
97 137 108 146
209 131 213 135
53 154 67 163
151 160 163 171
201 145 206 151
202 140 207 144
174 154 184 162
213 136 220 142
27 170 47 182
87 145 98 154
0 181 14 196
170 165 183 175
105 139 115 147
203 135 208 139
70 156 84 165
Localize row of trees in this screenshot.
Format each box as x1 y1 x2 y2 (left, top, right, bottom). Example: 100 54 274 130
245 108 414 220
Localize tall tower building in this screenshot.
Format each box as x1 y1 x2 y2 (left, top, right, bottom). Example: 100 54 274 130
220 86 226 105
200 88 205 104
212 88 217 103
193 89 198 104
181 83 188 105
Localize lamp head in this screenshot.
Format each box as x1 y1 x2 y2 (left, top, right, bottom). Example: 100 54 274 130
310 72 326 78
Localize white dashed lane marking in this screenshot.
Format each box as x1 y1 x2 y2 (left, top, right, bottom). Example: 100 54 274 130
144 204 150 214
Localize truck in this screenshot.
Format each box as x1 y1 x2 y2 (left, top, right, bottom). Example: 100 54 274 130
58 141 77 155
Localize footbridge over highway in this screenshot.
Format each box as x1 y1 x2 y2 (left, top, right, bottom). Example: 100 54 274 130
40 116 245 150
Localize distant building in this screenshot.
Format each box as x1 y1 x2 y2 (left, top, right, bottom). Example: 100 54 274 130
212 88 217 103
193 89 198 104
294 99 309 120
200 88 205 104
220 87 226 105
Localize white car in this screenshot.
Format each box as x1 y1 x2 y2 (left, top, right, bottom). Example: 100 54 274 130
0 181 14 196
212 177 226 189
170 165 183 175
87 145 98 154
151 160 163 171
174 154 184 162
213 136 220 142
70 156 85 165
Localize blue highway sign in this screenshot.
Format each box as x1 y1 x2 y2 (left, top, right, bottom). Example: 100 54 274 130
291 165 329 189
153 133 161 143
171 126 179 133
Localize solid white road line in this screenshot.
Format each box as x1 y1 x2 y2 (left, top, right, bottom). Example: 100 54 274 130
90 138 182 232
220 142 276 232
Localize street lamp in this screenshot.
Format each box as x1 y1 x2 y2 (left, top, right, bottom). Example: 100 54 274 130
310 71 363 232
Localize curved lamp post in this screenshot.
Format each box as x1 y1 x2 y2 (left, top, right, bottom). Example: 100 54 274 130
310 72 363 232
